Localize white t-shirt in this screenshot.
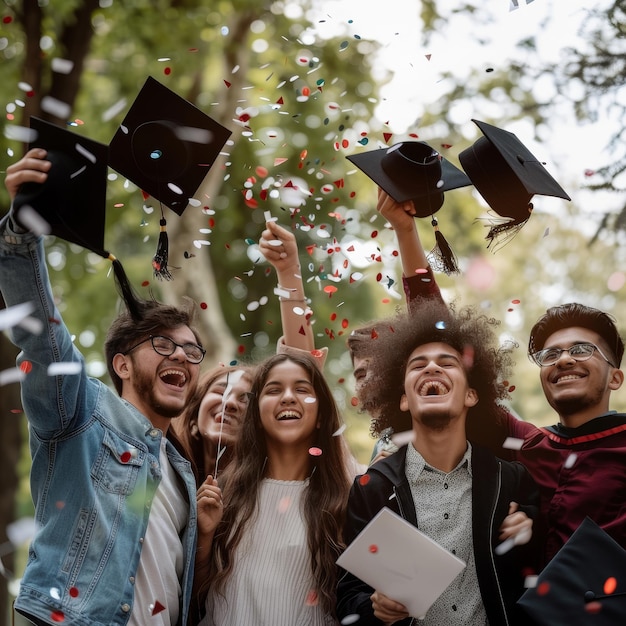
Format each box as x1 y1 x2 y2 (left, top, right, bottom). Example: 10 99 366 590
128 438 187 626
203 478 337 626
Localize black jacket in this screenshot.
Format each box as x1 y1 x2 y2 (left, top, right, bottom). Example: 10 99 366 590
336 444 540 626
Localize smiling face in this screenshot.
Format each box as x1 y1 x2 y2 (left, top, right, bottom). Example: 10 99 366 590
539 326 623 426
400 342 478 431
114 325 201 431
258 360 319 450
197 370 252 448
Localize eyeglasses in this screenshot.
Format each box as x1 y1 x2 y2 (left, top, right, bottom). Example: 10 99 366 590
530 342 615 368
124 335 205 364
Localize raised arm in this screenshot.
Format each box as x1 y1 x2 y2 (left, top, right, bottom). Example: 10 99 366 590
376 187 444 311
259 219 319 355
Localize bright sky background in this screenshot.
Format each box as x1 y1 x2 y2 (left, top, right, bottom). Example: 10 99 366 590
303 0 623 213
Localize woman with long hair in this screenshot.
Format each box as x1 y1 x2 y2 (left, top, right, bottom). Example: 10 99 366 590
196 352 351 625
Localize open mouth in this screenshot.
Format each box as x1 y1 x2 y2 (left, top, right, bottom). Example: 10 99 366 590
159 369 186 388
276 410 301 421
418 380 449 396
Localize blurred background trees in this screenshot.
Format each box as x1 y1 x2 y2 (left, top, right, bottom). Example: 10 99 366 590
1 0 625 621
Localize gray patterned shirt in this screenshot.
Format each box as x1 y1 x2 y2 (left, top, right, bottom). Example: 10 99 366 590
405 442 488 625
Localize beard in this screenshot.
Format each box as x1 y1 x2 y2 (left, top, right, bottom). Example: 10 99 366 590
419 409 454 431
131 359 184 419
547 381 606 419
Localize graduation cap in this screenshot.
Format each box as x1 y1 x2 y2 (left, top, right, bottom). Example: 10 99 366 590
518 518 626 625
12 117 143 321
108 76 232 279
459 119 571 248
347 142 472 274
12 116 109 257
347 141 471 215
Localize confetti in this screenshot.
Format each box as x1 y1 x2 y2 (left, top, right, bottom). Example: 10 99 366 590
151 601 166 616
309 447 322 457
47 362 82 376
563 453 577 469
502 437 524 450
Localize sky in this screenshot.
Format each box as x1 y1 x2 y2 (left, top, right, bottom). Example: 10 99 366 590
301 0 623 213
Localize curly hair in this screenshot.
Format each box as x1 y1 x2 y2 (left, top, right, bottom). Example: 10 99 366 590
360 299 514 447
104 296 202 395
529 302 624 367
203 352 350 618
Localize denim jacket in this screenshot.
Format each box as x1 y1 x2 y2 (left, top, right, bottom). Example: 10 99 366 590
0 218 198 626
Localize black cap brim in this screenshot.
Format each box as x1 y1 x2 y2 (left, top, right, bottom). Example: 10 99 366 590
518 518 626 625
347 141 471 217
459 119 571 222
12 117 109 257
108 76 232 216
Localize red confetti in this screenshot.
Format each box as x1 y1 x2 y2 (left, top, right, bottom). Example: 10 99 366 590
536 581 550 596
383 132 393 143
330 313 337 321
370 230 378 238
585 601 602 615
276 96 284 105
20 361 33 374
359 474 371 486
368 544 378 553
604 577 617 594
120 451 132 464
152 601 166 616
341 319 349 329
200 302 208 310
69 587 79 598
163 67 171 75
305 590 319 606
441 143 452 149
310 349 324 359
237 345 246 354
224 80 232 88
350 396 359 407
511 299 521 305
3 15 13 23
50 611 65 623
323 285 338 296
141 190 150 200
309 447 323 457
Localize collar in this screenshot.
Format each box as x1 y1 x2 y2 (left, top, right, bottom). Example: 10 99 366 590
405 440 473 484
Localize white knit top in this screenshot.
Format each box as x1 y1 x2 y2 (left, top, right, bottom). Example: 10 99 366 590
202 478 337 626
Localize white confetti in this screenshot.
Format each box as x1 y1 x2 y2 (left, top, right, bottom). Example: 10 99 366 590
0 302 35 331
502 436 524 450
47 362 82 376
0 367 25 386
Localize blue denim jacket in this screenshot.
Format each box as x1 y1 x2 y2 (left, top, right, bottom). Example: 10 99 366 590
0 219 198 626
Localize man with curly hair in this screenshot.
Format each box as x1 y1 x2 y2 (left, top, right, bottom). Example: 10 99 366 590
337 300 540 626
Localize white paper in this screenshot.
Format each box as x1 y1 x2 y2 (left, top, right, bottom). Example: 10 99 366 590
337 507 466 619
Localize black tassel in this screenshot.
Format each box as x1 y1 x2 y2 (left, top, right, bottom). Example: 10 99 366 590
485 203 533 252
429 217 459 275
153 217 173 280
109 254 144 322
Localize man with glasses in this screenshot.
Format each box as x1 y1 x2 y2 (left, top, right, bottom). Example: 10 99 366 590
2 148 204 626
506 303 626 565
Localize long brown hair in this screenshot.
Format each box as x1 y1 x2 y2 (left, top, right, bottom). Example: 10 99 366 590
204 352 350 616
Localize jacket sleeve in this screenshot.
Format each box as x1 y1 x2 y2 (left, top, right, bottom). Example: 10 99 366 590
336 478 382 625
403 267 445 315
0 219 89 437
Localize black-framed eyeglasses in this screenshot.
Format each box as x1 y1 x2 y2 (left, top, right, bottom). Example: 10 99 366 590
124 335 205 364
530 342 615 368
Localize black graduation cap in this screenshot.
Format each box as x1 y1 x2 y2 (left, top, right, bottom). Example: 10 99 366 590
347 141 471 275
459 119 571 247
108 76 232 278
108 76 231 215
12 116 144 321
347 141 471 217
518 518 626 625
12 116 109 257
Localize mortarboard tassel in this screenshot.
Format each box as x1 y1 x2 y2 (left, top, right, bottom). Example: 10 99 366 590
429 217 459 275
485 202 533 251
109 254 144 322
152 217 173 280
